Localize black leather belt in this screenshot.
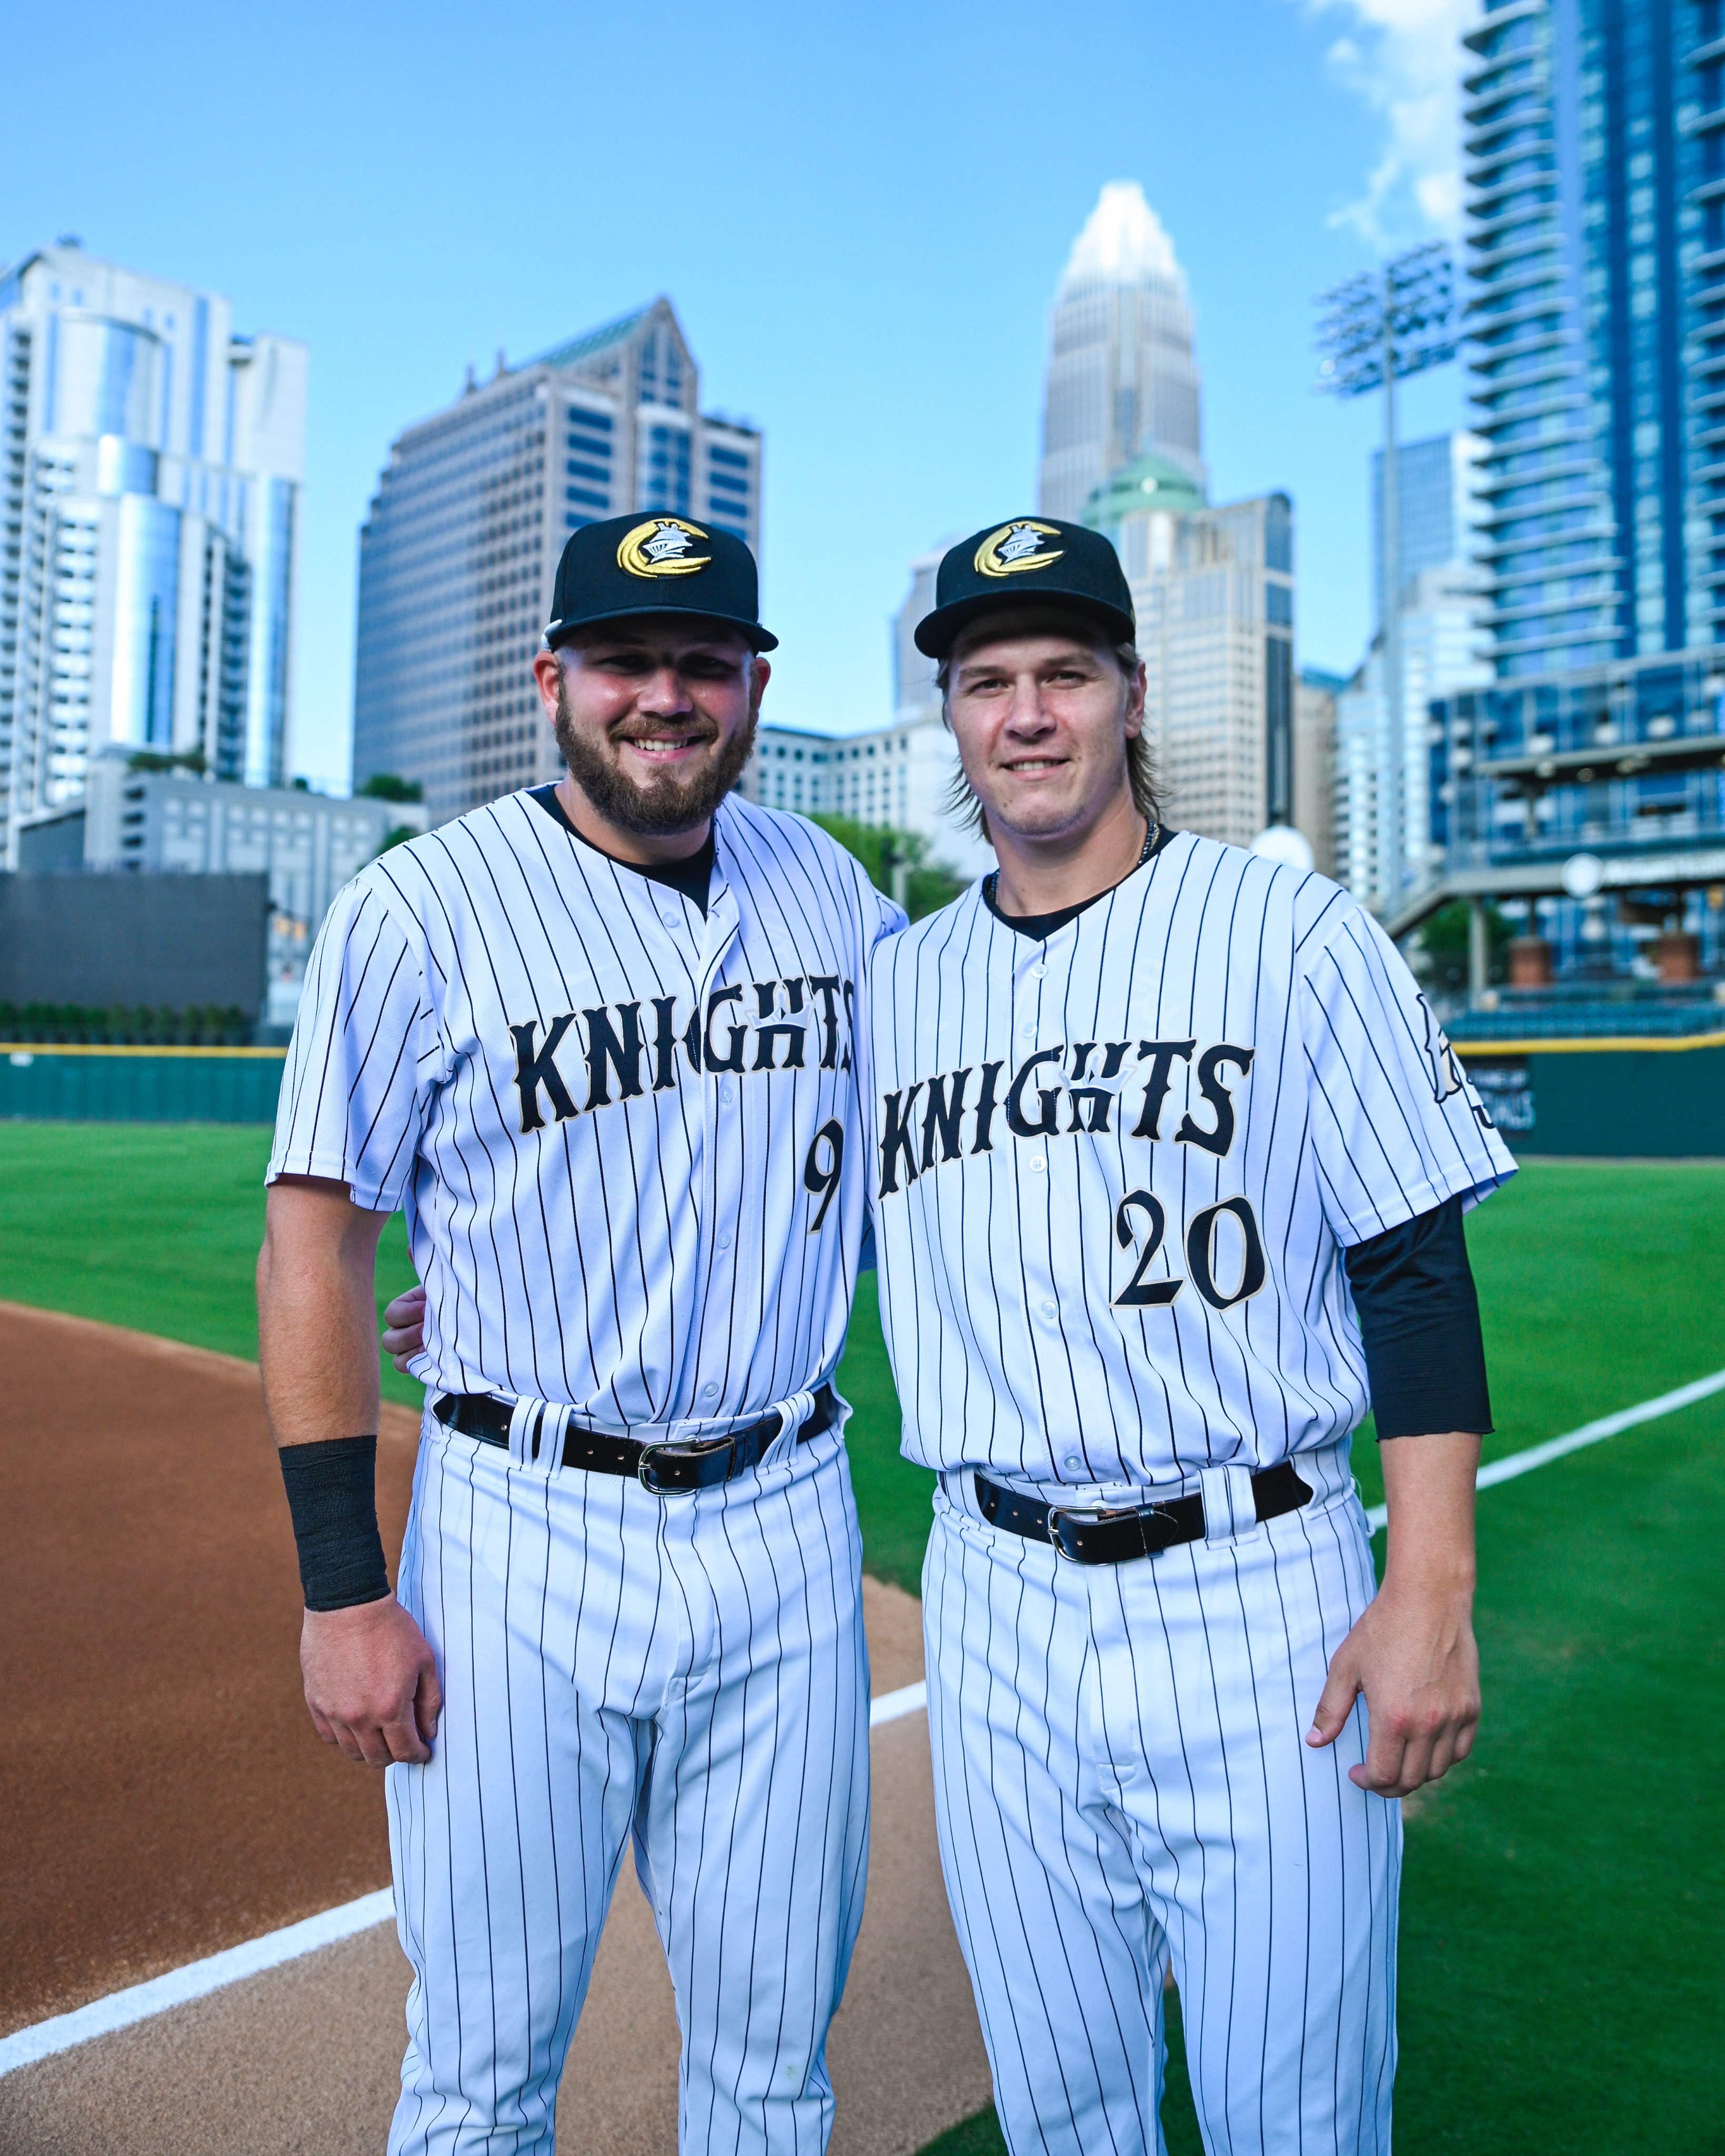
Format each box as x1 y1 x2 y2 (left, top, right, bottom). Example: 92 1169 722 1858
434 1384 836 1496
975 1459 1313 1565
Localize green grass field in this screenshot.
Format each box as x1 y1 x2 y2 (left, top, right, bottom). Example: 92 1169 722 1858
1 1127 1720 2151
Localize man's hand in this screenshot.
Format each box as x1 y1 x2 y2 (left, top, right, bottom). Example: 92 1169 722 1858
1306 1429 1482 1799
301 1595 442 1767
382 1284 427 1374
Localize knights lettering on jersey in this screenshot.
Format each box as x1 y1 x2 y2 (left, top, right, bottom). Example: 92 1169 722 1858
512 974 856 1134
878 1035 1255 1196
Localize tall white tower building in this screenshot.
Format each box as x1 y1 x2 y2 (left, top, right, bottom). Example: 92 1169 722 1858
1039 182 1204 524
0 240 307 863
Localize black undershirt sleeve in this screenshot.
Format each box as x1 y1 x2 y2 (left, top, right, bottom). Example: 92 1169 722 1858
1343 1195 1493 1441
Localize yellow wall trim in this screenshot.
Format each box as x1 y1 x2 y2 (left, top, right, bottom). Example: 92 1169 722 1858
1452 1031 1725 1056
0 1043 287 1061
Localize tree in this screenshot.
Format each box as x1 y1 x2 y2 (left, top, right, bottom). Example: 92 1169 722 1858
357 773 424 803
811 814 968 923
1414 900 1511 993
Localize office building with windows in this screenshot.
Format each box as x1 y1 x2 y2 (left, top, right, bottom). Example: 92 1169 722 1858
1412 0 1725 989
1038 182 1205 524
1335 432 1489 907
351 298 762 824
0 239 306 865
1084 458 1293 852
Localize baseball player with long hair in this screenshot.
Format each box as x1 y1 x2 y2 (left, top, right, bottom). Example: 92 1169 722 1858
257 515 900 2155
865 518 1513 2154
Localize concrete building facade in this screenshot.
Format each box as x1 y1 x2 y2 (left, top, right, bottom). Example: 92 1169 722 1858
0 240 306 865
1038 183 1205 525
1085 458 1293 852
351 300 762 825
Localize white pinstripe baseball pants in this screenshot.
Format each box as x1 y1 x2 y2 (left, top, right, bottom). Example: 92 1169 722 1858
384 1410 870 2156
922 1445 1398 2156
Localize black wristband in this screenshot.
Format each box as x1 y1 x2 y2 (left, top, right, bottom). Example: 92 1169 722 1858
278 1435 391 1612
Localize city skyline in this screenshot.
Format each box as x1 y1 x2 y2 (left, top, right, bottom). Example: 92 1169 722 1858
0 0 1471 793
0 240 306 864
350 299 761 824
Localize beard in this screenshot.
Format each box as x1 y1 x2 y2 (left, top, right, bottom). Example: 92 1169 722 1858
555 679 759 837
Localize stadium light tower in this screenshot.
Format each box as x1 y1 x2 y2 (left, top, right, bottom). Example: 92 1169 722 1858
1315 242 1457 914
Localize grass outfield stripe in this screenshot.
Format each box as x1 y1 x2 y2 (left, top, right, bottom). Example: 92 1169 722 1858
1362 1364 1725 1534
0 1891 396 2077
0 1686 934 2077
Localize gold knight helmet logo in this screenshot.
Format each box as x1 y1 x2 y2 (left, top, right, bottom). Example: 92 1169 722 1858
617 518 712 577
974 521 1064 578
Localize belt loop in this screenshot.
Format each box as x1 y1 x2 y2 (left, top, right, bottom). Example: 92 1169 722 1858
1200 1464 1260 1547
506 1395 537 1467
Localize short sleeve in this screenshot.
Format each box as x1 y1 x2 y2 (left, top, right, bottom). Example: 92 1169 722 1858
1300 905 1515 1247
267 873 432 1212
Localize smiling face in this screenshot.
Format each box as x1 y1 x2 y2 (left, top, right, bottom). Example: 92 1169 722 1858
532 616 766 840
943 613 1145 849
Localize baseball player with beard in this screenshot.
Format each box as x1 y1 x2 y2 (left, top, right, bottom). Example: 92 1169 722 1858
865 519 1514 2155
258 514 901 2155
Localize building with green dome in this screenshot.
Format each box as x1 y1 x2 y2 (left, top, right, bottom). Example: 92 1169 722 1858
1082 458 1295 855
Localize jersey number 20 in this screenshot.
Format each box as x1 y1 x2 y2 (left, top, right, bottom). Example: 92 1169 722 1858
1114 1191 1267 1311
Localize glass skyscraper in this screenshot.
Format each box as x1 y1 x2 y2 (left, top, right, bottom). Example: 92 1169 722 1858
0 240 306 865
1039 182 1205 524
351 298 762 825
1421 0 1725 984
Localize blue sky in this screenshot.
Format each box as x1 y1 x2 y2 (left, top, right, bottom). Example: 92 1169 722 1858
3 0 1472 790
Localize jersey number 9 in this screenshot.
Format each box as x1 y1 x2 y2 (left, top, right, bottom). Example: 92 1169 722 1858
804 1121 845 1232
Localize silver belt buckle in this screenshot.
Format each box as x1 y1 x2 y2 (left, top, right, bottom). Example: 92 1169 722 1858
637 1434 735 1496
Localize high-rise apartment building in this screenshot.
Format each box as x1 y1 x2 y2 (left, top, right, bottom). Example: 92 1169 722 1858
351 298 762 824
1039 183 1204 524
0 240 306 864
1337 433 1489 907
1412 1 1725 984
1085 458 1293 851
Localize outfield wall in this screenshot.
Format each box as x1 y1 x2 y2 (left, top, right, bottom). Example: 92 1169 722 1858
3 1036 1721 1157
1455 1033 1725 1158
0 1046 286 1124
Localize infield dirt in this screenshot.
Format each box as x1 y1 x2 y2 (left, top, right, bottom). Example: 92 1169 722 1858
0 1300 989 2153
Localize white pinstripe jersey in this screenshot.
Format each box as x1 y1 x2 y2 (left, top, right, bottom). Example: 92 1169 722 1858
868 831 1515 1485
270 790 902 1431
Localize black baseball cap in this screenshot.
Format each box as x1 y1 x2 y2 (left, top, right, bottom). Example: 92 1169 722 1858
914 517 1135 658
544 513 777 653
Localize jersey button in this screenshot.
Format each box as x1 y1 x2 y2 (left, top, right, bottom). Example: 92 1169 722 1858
1063 1453 1084 1474
718 1230 733 1250
1026 1155 1046 1174
1029 964 1047 981
720 1082 735 1104
1040 1299 1057 1320
703 1382 719 1399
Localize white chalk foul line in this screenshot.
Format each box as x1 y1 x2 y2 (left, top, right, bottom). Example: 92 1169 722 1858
0 1686 935 2077
12 1368 1718 2080
1363 1364 1725 1535
0 1889 395 2077
870 1678 927 1727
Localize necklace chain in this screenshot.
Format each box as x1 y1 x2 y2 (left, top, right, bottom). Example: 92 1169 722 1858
986 815 1159 913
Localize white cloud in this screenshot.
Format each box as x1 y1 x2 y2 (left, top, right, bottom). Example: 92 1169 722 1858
1305 0 1481 248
